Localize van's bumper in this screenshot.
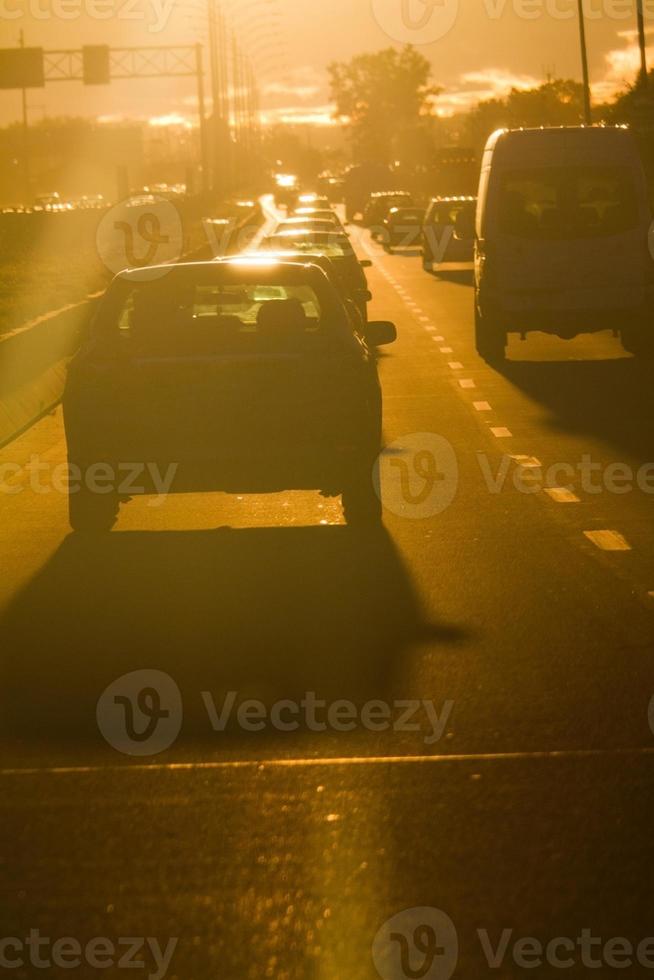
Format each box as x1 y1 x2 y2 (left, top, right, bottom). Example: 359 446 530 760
483 284 654 335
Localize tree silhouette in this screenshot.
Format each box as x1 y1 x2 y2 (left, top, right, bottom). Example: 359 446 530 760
328 46 440 165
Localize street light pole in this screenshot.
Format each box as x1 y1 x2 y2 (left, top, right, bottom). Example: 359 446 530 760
637 0 648 86
19 29 30 205
577 0 592 124
195 43 210 195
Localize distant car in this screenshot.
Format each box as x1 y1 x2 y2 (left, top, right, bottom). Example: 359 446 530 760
75 194 107 211
293 208 344 229
422 197 476 271
245 248 372 322
364 192 414 234
260 230 373 318
295 193 330 210
276 218 343 236
63 259 396 531
33 193 72 212
381 207 426 252
475 126 654 362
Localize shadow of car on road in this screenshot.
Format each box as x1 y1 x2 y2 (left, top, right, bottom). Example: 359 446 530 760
499 357 654 464
0 525 466 754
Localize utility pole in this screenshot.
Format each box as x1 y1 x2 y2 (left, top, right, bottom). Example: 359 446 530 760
195 43 209 195
19 29 30 205
637 0 648 86
577 0 592 124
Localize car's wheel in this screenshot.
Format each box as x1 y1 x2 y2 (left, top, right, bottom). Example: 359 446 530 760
422 252 433 272
68 467 119 532
342 457 382 528
621 320 654 359
475 302 506 364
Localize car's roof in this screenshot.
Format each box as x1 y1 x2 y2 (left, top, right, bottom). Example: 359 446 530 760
115 258 330 284
264 229 352 248
279 217 337 226
428 196 477 204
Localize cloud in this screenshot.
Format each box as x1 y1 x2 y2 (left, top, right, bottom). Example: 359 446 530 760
593 31 654 101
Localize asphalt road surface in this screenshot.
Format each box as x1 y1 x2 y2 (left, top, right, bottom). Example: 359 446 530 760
1 226 654 978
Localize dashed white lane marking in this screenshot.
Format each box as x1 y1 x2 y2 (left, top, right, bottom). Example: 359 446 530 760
419 316 431 322
424 325 437 331
448 362 464 370
545 487 581 504
433 336 445 342
440 347 454 354
474 401 492 412
459 379 476 389
490 427 513 438
584 530 632 552
510 454 542 469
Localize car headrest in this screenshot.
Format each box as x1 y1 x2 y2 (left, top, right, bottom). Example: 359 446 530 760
256 298 307 335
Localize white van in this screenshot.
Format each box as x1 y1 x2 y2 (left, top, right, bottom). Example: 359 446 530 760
474 126 654 362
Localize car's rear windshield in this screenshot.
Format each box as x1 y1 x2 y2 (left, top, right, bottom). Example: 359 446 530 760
498 166 639 240
102 273 346 354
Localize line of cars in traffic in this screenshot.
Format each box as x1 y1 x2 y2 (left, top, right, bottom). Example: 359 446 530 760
361 126 654 364
62 190 398 531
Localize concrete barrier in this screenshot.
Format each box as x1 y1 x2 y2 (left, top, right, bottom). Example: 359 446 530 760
0 297 99 449
0 203 265 448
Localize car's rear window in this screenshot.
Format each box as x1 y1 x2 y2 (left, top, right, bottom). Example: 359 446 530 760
498 166 639 239
108 277 336 354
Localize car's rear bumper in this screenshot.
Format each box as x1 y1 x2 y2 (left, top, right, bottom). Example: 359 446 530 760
64 443 379 496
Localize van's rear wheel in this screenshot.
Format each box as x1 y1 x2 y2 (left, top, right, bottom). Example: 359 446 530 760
475 304 506 364
422 252 433 272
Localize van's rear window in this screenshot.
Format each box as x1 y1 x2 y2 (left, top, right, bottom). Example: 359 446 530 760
498 166 639 240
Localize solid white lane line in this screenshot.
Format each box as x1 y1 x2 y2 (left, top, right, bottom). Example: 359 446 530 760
545 487 580 504
473 401 492 412
490 427 513 438
459 379 476 389
4 746 654 777
584 530 632 552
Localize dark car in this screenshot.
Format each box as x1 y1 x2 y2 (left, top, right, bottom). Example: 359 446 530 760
260 230 374 320
381 207 426 252
421 196 476 272
63 260 396 532
239 250 372 325
363 192 414 235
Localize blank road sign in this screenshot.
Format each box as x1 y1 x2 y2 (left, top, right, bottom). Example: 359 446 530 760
0 48 45 89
